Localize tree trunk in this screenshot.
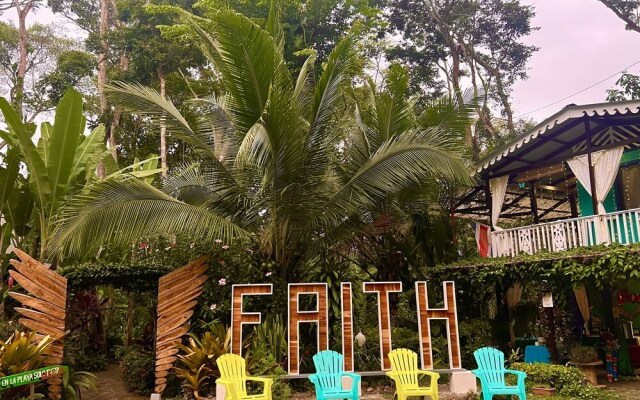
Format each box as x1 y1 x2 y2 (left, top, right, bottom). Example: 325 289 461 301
14 0 32 119
126 291 134 346
158 64 167 177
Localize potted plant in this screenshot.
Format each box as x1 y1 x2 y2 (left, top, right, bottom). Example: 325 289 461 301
532 384 556 396
568 344 601 384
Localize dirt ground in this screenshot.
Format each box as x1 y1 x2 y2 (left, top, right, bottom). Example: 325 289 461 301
82 364 640 400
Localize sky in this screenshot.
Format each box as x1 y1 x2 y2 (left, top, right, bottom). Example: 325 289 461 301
2 0 640 124
510 0 640 121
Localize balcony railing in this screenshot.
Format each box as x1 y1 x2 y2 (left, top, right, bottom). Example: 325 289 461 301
491 207 640 257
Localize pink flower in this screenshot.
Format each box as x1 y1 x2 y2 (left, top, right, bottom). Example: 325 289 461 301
139 242 149 249
218 278 227 286
265 272 272 277
215 239 223 244
8 276 14 289
210 304 217 311
222 245 229 250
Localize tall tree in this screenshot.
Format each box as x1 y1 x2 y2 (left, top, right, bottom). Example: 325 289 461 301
0 0 40 118
50 8 471 279
597 0 640 32
0 21 94 121
387 0 537 157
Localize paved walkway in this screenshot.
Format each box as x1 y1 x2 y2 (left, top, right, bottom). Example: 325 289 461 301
82 364 148 400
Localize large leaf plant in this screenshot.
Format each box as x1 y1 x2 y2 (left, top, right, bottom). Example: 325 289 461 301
0 89 159 261
51 4 472 279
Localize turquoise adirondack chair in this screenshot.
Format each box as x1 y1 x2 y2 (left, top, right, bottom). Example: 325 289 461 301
309 350 360 400
472 347 527 400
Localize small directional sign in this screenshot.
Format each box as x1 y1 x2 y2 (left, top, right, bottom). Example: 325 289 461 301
0 365 67 390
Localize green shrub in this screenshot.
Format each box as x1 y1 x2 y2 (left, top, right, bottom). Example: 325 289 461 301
568 345 598 363
118 346 155 394
511 362 620 400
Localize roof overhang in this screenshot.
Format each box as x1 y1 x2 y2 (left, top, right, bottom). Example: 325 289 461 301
476 100 640 178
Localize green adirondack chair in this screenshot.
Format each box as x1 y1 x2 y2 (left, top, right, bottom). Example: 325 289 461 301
216 353 273 400
472 347 527 400
386 348 440 400
309 350 360 400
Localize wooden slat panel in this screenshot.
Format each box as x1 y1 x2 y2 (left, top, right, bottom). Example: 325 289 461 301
19 319 64 339
10 259 66 300
9 271 65 309
154 256 208 395
8 293 66 320
15 308 64 329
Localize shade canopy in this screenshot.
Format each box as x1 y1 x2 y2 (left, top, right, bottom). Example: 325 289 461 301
457 100 640 222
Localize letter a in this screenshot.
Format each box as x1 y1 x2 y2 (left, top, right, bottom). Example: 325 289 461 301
288 283 329 374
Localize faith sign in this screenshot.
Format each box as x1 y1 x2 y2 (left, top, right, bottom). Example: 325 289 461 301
230 280 461 374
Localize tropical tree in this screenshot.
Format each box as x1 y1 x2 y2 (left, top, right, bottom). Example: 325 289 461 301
0 89 157 261
51 6 472 279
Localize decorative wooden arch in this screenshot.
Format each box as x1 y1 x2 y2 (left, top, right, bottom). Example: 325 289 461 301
153 255 209 395
9 249 68 400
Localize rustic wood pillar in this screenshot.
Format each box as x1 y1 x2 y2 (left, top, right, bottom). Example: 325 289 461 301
584 119 599 214
485 179 493 227
529 181 539 224
569 192 579 218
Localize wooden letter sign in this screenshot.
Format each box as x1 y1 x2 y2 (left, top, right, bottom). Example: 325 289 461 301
288 283 329 374
415 281 461 369
363 282 402 370
341 282 354 372
230 284 273 356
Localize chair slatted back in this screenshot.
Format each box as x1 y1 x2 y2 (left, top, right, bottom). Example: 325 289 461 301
313 350 344 390
389 348 419 388
473 347 506 387
217 353 248 396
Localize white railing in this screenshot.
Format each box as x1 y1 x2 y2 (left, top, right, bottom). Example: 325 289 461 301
490 208 640 257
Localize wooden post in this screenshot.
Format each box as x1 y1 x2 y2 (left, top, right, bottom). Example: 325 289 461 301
529 181 539 224
485 180 493 227
569 192 579 218
584 119 599 214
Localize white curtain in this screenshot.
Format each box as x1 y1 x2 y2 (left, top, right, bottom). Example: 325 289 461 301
566 146 624 215
490 175 509 228
573 285 591 336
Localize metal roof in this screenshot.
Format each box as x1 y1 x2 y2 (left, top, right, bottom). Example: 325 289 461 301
476 100 640 176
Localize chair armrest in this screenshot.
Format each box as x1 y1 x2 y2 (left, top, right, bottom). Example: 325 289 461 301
505 370 527 378
247 377 273 385
247 376 273 391
308 374 319 385
216 378 231 385
417 370 440 379
341 372 361 385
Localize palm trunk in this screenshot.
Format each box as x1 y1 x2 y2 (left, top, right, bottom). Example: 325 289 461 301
14 0 32 119
158 64 167 177
126 291 134 346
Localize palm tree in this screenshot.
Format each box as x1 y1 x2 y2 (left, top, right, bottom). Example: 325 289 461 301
50 6 472 279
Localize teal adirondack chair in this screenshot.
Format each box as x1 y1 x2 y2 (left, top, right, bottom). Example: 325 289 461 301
472 347 527 400
309 350 360 400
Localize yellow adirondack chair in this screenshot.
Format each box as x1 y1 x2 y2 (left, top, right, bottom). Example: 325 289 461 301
216 353 273 400
386 348 440 400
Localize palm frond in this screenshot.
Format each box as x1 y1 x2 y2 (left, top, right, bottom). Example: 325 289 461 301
49 177 248 258
323 127 472 224
294 55 316 121
189 9 288 134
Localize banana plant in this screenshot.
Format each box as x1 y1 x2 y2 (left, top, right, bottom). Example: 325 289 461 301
0 89 160 261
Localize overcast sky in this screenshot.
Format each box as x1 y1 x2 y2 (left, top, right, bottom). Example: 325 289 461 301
511 0 640 121
2 0 640 124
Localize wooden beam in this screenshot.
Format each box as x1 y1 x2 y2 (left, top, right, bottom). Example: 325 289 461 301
569 193 578 218
538 198 570 219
